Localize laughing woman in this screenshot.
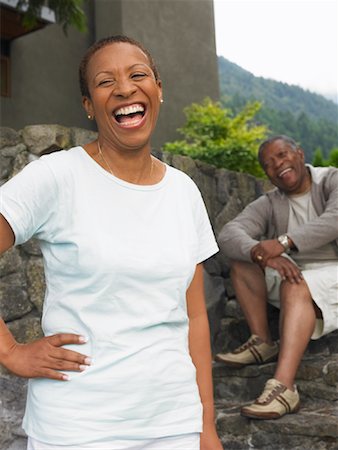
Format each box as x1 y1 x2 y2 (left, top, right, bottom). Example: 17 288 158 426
0 36 222 450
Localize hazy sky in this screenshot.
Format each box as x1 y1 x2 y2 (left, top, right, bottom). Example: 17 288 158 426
213 0 338 101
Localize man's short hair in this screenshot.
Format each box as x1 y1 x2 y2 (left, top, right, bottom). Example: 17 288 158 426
258 135 300 165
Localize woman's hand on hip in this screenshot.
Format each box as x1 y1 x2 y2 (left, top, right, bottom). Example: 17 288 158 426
0 333 91 381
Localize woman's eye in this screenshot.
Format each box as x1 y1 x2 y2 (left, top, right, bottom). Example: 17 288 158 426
98 79 114 86
131 73 147 79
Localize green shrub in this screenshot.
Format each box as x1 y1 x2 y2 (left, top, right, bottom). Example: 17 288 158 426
163 98 267 178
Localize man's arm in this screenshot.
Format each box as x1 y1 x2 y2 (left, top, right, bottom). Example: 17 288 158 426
187 264 222 450
218 195 270 262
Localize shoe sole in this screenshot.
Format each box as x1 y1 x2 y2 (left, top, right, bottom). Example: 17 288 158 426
240 401 301 420
214 353 278 367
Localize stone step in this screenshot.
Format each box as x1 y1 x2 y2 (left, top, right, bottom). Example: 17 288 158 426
213 355 338 404
213 354 338 449
215 400 338 450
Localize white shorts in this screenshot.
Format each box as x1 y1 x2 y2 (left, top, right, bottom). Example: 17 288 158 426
265 257 338 340
27 433 200 450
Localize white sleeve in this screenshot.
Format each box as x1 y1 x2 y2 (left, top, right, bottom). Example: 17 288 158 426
0 159 59 245
193 187 219 264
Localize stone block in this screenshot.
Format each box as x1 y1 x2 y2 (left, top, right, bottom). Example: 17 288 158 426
0 128 21 149
204 272 226 351
215 195 243 236
26 258 45 313
0 143 27 159
323 359 338 386
224 279 236 299
0 376 27 449
327 330 338 354
5 437 28 450
203 255 222 277
0 248 22 278
22 125 71 155
0 154 13 180
7 314 43 344
11 152 30 178
213 251 231 279
216 409 251 436
251 408 338 438
20 239 42 257
171 154 197 177
0 421 12 449
296 356 327 381
70 127 98 147
215 169 232 205
161 151 173 165
224 299 243 319
215 317 251 353
307 336 331 356
0 273 32 321
298 380 338 402
214 366 270 402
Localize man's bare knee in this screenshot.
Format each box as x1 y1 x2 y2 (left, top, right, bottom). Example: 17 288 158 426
230 259 263 279
280 279 312 308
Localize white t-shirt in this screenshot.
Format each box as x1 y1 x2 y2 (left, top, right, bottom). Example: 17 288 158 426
287 191 337 263
0 147 218 445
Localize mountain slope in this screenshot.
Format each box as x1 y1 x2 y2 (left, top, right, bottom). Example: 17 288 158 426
218 56 338 159
218 56 337 123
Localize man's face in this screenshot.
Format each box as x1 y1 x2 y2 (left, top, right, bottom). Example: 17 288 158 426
260 140 309 194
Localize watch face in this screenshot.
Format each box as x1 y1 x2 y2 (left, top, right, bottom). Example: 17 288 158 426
278 235 289 249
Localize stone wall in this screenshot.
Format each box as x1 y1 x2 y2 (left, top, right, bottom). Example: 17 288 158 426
0 125 337 450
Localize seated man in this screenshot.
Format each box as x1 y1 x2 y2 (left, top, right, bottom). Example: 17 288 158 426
216 135 338 420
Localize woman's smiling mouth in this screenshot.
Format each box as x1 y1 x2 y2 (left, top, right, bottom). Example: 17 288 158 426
113 103 146 128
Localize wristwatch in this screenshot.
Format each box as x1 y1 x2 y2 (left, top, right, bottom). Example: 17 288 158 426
277 234 291 253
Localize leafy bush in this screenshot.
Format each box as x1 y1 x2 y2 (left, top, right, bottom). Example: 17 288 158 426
163 98 267 178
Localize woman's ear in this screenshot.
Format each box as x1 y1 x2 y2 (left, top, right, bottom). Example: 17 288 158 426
82 96 94 119
157 80 163 103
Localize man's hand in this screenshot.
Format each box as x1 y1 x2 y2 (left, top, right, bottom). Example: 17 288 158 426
251 239 285 264
0 332 91 381
265 256 303 284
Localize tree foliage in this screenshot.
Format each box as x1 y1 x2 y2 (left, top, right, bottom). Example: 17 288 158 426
312 148 326 167
327 148 338 167
163 98 267 178
16 0 87 33
312 147 338 167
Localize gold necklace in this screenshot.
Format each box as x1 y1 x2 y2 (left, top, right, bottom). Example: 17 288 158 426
97 140 154 181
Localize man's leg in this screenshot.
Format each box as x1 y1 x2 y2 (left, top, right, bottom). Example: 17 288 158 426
231 260 272 343
215 261 279 366
240 279 315 419
274 279 316 390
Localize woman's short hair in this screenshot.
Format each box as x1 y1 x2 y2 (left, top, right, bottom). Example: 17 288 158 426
79 35 160 98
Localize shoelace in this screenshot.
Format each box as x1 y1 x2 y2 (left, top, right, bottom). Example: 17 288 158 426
257 381 281 403
237 336 259 352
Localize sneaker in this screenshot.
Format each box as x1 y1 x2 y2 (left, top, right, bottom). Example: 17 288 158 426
214 334 279 367
241 378 300 420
